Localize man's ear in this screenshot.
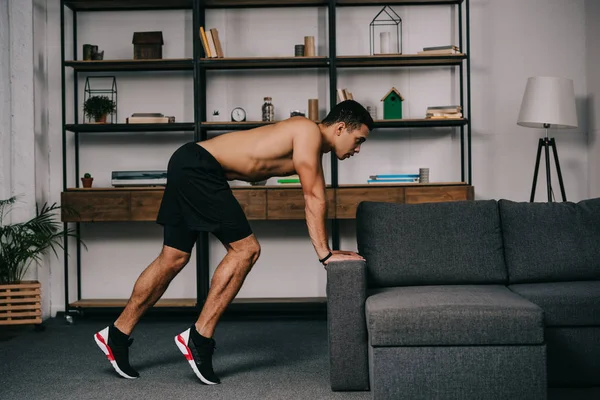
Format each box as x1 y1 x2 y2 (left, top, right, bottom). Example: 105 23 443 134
336 122 346 135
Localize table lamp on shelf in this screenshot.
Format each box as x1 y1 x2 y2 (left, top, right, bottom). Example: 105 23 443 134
517 76 578 202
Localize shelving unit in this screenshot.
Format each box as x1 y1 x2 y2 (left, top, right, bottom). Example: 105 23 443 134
60 0 472 319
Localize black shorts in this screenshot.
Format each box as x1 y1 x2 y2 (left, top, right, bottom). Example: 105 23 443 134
157 142 253 253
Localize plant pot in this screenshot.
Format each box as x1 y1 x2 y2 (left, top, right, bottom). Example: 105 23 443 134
94 114 107 123
0 281 42 326
81 177 94 188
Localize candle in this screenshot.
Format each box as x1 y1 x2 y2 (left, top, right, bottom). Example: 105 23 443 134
380 32 391 54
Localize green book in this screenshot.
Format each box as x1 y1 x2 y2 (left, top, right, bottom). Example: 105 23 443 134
277 178 300 184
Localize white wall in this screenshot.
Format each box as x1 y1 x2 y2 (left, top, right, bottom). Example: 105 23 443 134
35 0 593 315
586 0 600 197
1 0 54 317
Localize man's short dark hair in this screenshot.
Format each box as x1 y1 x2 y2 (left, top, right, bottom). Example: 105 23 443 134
321 100 374 132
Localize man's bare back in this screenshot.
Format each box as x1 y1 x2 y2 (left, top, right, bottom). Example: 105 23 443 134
198 116 320 182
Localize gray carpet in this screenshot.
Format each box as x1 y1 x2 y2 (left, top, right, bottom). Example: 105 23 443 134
1 318 599 400
0 317 370 400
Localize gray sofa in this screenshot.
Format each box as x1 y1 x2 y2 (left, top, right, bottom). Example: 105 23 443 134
326 198 600 400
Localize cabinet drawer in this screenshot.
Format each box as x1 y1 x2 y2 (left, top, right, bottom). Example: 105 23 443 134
336 187 404 219
61 191 130 222
405 186 471 204
233 189 267 220
130 191 163 221
266 188 335 220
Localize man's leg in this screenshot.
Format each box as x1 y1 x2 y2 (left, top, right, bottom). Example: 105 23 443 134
114 245 191 335
174 234 260 384
95 224 197 380
196 234 261 337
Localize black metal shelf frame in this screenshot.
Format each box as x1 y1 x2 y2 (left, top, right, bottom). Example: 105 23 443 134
60 0 471 320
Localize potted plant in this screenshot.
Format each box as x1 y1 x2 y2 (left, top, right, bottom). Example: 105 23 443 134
81 173 93 188
83 95 116 123
0 196 78 326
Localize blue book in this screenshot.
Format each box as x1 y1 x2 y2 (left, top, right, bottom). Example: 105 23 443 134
370 174 419 179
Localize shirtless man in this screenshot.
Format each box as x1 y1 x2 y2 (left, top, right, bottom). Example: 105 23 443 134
93 99 374 384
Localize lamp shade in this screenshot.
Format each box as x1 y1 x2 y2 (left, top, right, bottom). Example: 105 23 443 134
517 76 578 129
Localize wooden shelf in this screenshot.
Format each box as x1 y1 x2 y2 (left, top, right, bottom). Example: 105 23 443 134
200 119 467 130
65 123 195 133
373 118 468 128
199 56 329 70
63 0 461 11
64 0 193 11
201 121 275 130
61 183 473 222
70 298 196 308
203 0 327 7
336 54 466 68
69 297 325 309
337 0 463 5
65 58 193 72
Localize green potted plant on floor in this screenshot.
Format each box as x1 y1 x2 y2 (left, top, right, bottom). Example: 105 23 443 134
83 95 116 123
0 196 79 325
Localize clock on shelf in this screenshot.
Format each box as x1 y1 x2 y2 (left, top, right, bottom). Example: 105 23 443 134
231 107 246 122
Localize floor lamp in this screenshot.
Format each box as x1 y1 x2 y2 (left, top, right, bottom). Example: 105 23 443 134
517 76 578 202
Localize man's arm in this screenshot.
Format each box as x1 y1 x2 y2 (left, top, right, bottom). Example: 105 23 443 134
292 123 331 261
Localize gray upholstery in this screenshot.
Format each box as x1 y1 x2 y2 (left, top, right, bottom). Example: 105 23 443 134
499 198 600 283
326 198 600 395
366 285 544 346
546 327 600 386
509 281 600 326
356 200 507 287
369 345 547 400
325 260 369 391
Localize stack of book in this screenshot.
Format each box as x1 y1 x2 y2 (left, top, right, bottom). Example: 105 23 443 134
200 26 224 58
417 45 460 55
126 113 175 124
337 88 354 102
425 105 462 119
368 174 420 184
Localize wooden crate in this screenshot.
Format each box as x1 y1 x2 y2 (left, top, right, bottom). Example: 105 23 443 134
0 281 42 325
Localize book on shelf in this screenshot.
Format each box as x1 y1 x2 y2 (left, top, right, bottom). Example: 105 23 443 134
277 175 300 184
418 45 460 55
368 174 420 183
425 105 462 119
126 113 175 124
337 88 354 102
200 26 224 58
368 179 418 184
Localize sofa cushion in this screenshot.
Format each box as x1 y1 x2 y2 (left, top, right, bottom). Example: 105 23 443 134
356 200 507 287
509 281 600 326
365 285 544 346
499 198 600 283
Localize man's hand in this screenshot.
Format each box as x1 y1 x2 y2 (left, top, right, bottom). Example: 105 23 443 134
322 250 365 265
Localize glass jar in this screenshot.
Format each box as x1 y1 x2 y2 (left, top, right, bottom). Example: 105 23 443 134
262 97 275 122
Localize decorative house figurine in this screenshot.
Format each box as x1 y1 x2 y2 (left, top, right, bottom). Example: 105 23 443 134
381 87 404 119
370 6 402 55
132 31 164 60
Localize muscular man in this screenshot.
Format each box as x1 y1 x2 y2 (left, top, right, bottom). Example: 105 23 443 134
94 99 373 383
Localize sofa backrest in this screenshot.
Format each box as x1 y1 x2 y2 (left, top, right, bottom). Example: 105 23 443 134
499 198 600 283
356 200 507 288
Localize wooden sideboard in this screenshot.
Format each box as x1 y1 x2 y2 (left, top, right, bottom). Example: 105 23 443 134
61 183 474 222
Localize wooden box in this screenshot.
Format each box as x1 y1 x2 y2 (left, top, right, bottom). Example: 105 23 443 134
132 31 164 60
0 281 42 325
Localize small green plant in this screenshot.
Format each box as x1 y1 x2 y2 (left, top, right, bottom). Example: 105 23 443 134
0 196 80 284
83 173 92 179
83 96 116 121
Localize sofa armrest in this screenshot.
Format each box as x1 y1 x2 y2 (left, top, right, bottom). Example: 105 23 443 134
325 260 369 391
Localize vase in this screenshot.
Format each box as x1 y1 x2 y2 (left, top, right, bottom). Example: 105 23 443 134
81 177 94 188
